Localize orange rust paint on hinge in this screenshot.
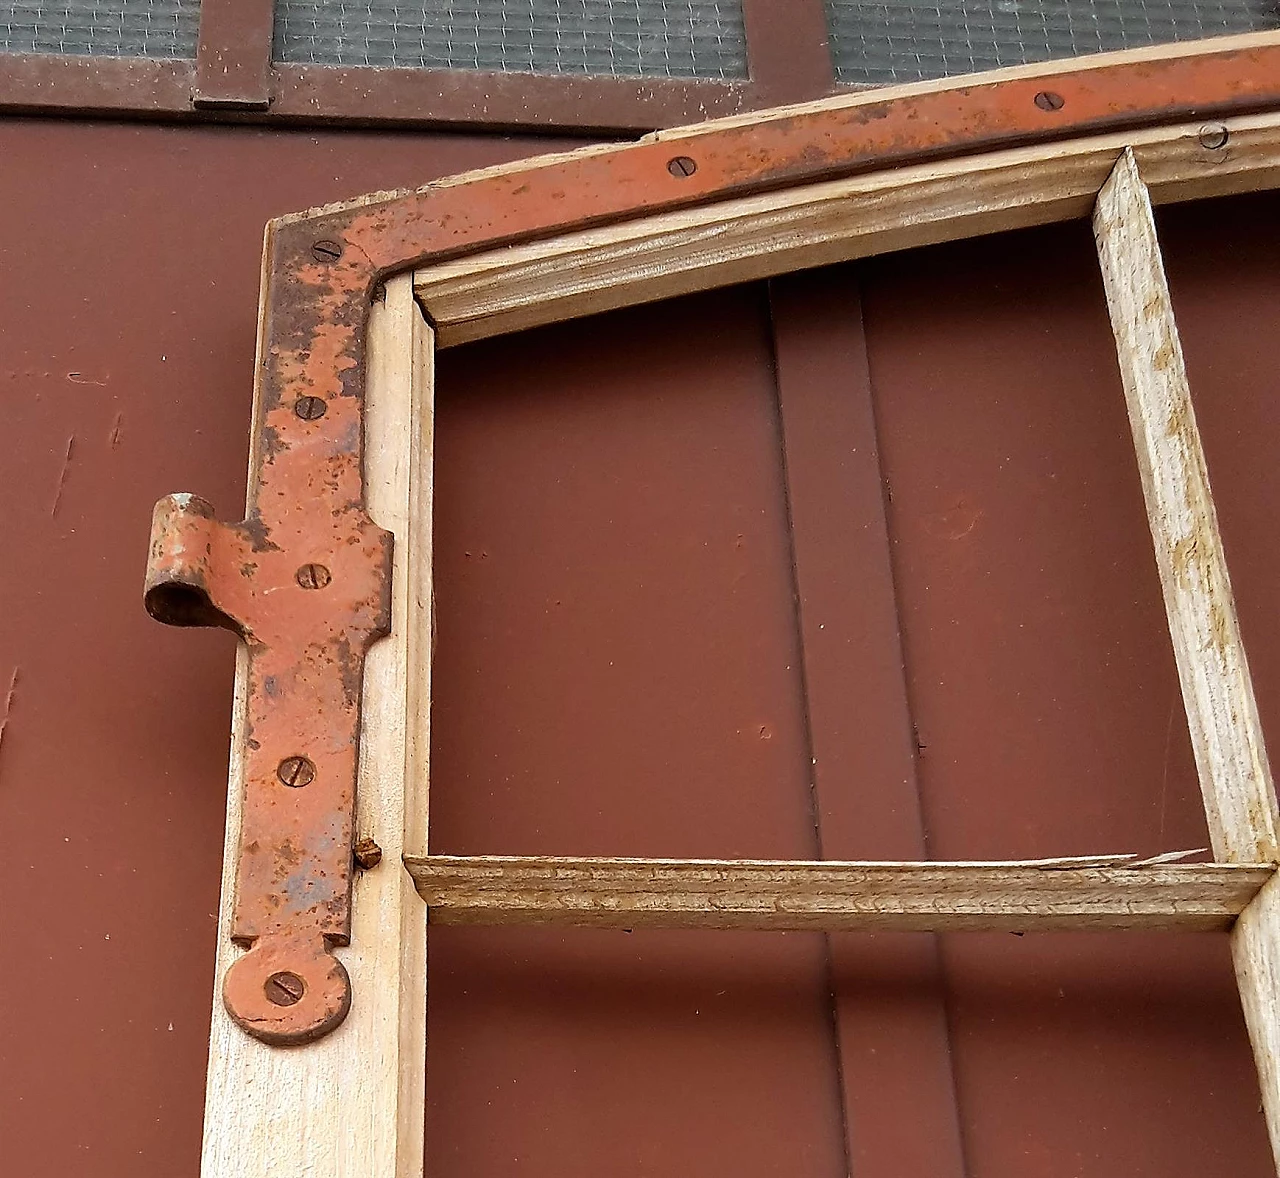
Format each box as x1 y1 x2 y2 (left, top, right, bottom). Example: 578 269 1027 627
145 39 1280 1046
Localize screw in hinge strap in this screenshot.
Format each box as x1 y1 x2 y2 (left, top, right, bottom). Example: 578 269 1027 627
277 756 316 788
1034 91 1065 112
294 395 327 421
1198 123 1229 150
311 239 344 262
667 156 697 178
296 563 332 590
264 971 305 1007
353 837 383 869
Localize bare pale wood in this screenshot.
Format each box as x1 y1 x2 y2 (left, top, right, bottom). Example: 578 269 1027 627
1233 874 1280 1170
201 275 432 1178
415 110 1280 347
404 854 1272 932
1095 148 1280 1174
1094 149 1279 865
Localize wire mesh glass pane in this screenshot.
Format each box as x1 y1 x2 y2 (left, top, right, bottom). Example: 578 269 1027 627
0 0 200 56
273 0 748 77
825 0 1280 82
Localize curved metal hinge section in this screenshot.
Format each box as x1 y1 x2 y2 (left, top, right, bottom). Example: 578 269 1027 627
147 414 391 1044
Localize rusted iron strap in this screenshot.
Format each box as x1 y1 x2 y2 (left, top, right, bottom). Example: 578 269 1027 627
145 37 1280 1046
146 434 390 1044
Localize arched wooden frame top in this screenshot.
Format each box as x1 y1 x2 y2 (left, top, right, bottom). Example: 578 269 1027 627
160 29 1280 1178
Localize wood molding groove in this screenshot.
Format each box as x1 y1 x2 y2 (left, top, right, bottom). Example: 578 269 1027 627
406 854 1273 933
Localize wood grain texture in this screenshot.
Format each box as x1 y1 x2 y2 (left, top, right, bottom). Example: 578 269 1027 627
201 275 432 1178
415 110 1280 348
1094 149 1279 866
405 855 1272 932
1096 149 1280 1175
1234 873 1280 1171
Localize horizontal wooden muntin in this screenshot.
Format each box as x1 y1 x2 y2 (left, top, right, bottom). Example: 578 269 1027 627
406 854 1276 933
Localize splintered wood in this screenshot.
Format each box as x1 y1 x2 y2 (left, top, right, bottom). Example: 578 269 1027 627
405 855 1271 932
1095 148 1278 866
1095 148 1280 1173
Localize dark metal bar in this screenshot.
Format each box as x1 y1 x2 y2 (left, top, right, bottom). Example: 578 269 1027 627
268 64 752 132
0 53 194 117
192 0 276 110
0 52 754 131
741 0 837 105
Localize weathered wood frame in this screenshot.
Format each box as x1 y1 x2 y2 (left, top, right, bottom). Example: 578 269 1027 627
204 34 1280 1178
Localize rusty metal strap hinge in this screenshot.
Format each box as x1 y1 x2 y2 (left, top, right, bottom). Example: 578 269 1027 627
146 393 392 1044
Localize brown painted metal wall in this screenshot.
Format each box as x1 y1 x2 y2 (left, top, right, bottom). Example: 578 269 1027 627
0 119 587 1174
1 114 1278 1177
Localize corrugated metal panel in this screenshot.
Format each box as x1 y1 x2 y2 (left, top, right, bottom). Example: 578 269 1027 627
272 0 748 77
0 0 199 57
825 0 1280 82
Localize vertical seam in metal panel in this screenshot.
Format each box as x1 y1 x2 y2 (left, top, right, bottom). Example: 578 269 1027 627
854 264 934 862
855 264 972 1178
764 276 856 1177
771 263 972 1178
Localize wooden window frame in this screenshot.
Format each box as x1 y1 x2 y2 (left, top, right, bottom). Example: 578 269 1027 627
196 34 1280 1177
0 0 838 132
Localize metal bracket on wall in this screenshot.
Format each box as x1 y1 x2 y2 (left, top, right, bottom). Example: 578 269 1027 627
145 404 392 1045
145 33 1280 1049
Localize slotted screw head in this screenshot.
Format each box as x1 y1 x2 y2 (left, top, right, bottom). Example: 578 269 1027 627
311 239 343 262
296 563 332 590
353 837 383 869
667 156 697 178
277 756 316 788
1034 91 1065 112
294 395 327 421
1198 123 1229 150
264 971 305 1007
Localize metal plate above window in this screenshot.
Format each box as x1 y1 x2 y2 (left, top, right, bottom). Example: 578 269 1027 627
825 0 1280 82
273 0 748 78
0 0 199 56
